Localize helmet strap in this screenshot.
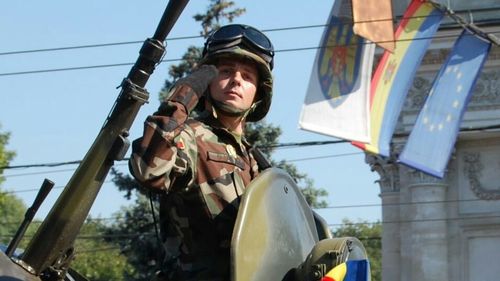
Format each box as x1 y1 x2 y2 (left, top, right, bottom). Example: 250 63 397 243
241 102 257 120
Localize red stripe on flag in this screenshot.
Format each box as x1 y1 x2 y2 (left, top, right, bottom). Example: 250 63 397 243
370 0 426 108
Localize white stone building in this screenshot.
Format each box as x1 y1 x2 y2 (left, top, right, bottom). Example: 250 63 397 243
368 1 500 280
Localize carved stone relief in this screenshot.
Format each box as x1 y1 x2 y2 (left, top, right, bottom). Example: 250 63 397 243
463 152 500 200
365 153 400 193
404 76 433 111
471 70 500 106
403 69 500 114
457 140 500 214
401 165 448 186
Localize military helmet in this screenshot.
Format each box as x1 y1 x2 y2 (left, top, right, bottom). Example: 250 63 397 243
200 24 274 122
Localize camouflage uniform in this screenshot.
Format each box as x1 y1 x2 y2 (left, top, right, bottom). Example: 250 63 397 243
129 84 260 281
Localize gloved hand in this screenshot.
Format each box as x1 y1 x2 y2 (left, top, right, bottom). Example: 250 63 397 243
166 64 218 113
175 64 218 98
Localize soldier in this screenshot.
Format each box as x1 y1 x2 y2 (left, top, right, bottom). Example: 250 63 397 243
129 24 274 281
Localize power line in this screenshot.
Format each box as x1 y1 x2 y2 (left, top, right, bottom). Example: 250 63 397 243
0 197 493 226
0 20 432 57
2 7 499 57
1 151 361 178
0 151 353 179
2 30 499 77
1 179 117 194
0 214 136 226
327 214 500 227
3 214 499 241
0 140 351 170
0 59 185 76
316 197 489 210
266 139 347 149
287 152 362 162
0 233 152 241
3 167 85 178
75 246 123 254
0 35 201 57
3 118 499 172
76 233 153 240
4 160 82 169
1 19 499 77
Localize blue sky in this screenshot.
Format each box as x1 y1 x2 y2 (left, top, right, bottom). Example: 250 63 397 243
0 1 380 228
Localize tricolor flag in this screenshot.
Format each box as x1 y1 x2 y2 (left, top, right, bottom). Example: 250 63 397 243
399 30 491 178
321 260 370 281
299 0 375 143
353 0 443 156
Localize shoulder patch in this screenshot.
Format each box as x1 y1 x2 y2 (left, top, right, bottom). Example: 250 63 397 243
176 138 185 150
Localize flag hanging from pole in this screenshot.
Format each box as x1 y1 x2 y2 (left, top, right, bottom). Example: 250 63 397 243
353 0 443 156
352 0 395 52
299 0 375 143
399 30 491 178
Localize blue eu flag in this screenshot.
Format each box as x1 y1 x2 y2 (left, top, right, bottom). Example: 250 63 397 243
399 30 491 178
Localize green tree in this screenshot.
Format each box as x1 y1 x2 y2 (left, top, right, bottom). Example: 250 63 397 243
0 192 26 246
0 125 16 185
103 193 159 281
71 218 135 281
333 219 381 281
0 125 23 246
0 125 132 280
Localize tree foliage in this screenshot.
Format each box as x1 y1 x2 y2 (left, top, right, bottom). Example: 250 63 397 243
0 125 23 246
71 218 135 281
333 219 381 281
0 192 26 246
193 0 245 36
0 125 133 280
103 194 159 281
0 125 16 186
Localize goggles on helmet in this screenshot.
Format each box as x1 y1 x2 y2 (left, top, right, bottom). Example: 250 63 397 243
203 24 275 70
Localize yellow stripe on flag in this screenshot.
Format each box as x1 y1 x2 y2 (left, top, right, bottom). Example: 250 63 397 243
367 2 435 154
322 262 347 281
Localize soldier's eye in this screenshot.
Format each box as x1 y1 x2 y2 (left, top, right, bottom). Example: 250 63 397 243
218 66 232 74
242 72 257 83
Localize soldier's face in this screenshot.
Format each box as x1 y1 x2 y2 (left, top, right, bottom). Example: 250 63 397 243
210 59 259 113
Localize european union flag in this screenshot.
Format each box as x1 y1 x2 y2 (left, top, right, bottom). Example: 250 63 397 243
399 30 491 178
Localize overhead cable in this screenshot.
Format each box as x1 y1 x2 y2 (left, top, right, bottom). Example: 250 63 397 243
0 140 350 170
2 30 500 77
1 7 499 57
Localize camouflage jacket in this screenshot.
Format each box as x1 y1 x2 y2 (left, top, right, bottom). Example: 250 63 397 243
129 85 260 281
